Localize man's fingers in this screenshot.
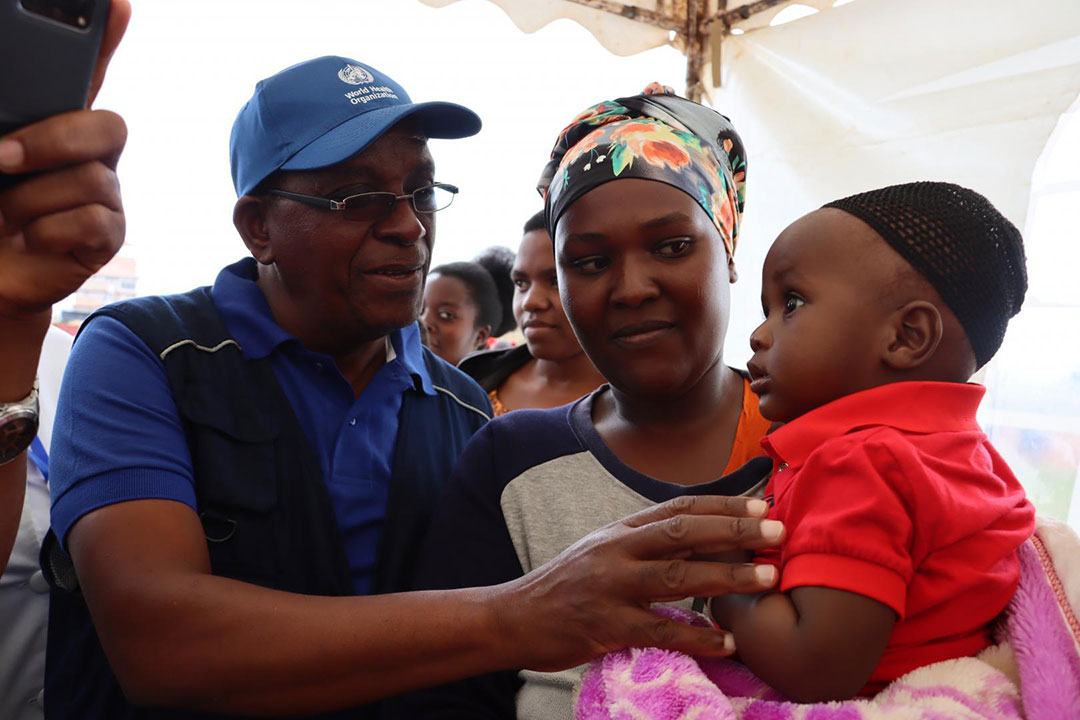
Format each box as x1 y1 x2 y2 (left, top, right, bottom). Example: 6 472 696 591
21 204 125 268
0 161 121 232
87 0 132 107
0 109 127 176
0 203 124 316
622 495 769 530
0 247 97 317
624 610 736 659
634 559 778 603
621 510 784 560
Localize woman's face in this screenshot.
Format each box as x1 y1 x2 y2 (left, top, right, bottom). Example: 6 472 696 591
421 273 488 366
512 228 584 362
555 179 736 399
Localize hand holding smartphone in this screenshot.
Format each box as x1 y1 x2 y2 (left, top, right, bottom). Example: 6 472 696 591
0 0 112 189
0 0 130 322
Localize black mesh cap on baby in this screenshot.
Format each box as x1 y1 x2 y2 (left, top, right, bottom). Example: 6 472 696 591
823 182 1027 368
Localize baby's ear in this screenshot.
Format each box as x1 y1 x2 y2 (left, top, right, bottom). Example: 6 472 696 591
884 300 943 370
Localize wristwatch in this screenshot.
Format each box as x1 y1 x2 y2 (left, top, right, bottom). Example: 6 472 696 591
0 378 39 467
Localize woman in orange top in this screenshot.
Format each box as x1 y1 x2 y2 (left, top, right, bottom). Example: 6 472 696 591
459 211 606 416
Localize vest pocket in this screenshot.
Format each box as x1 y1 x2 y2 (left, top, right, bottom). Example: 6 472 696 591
180 402 283 586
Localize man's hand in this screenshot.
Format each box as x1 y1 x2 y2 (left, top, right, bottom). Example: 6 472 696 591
0 109 127 319
87 0 131 108
0 0 130 324
498 495 784 672
0 0 130 579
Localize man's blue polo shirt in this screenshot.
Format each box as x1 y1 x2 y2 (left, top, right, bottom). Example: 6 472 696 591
50 257 435 594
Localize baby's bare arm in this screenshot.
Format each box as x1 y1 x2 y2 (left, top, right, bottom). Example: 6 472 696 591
710 585 896 702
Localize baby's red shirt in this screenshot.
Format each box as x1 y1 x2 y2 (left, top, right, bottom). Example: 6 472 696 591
754 381 1035 692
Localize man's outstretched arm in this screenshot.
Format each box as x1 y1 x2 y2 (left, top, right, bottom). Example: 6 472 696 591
70 494 782 715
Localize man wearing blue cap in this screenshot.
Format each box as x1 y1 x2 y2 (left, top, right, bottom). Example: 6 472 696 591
39 56 783 719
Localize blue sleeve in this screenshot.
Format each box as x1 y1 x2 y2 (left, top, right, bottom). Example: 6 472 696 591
49 315 197 545
383 421 523 719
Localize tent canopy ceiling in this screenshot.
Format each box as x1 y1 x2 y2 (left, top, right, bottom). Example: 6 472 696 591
417 0 834 58
418 0 849 101
414 0 1080 278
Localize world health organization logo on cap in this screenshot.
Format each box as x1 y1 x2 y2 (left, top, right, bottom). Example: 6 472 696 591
338 64 374 85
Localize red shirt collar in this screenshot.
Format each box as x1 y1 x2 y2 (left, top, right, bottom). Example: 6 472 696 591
762 381 986 467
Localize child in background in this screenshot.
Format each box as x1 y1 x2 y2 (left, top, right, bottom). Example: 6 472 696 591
709 182 1035 702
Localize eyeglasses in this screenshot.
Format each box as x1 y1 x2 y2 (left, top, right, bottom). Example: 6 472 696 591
266 183 458 222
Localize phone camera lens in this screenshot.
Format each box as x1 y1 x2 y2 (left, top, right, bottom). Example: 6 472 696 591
19 0 96 31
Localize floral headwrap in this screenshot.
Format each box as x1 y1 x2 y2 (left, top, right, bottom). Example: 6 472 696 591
538 83 747 259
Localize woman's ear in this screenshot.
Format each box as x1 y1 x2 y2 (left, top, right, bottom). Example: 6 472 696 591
233 196 275 265
884 300 943 370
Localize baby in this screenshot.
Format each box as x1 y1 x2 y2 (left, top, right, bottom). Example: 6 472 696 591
709 182 1035 702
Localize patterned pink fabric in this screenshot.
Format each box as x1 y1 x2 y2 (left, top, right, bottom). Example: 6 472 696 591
577 536 1080 720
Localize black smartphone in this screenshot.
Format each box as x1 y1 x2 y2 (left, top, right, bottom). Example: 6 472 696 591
0 0 111 188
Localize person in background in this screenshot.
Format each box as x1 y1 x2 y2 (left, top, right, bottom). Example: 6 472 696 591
0 325 71 720
459 210 604 416
422 258 511 366
474 244 518 347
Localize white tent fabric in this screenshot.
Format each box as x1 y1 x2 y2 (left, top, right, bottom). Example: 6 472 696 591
418 0 673 56
415 0 845 56
712 0 1080 353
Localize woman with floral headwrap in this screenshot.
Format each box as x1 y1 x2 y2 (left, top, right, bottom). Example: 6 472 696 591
385 85 774 719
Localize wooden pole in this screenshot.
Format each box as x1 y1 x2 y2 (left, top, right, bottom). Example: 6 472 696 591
560 0 680 31
708 0 789 32
711 1 728 92
685 0 706 102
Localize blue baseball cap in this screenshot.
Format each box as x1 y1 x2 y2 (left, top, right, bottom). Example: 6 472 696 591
229 56 482 197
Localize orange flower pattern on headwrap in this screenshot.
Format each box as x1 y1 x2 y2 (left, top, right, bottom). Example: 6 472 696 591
538 84 747 259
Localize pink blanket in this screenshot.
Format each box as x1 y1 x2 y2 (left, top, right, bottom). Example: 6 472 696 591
577 521 1080 720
